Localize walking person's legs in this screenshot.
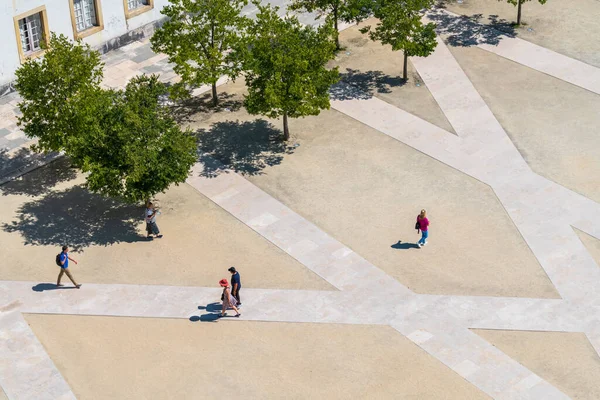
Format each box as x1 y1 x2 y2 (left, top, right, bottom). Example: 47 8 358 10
233 288 241 305
422 230 429 245
57 269 65 286
64 269 80 287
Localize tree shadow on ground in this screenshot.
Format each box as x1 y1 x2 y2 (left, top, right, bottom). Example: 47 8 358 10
196 119 296 178
428 7 516 47
0 156 77 197
2 184 145 251
169 91 243 124
330 68 405 101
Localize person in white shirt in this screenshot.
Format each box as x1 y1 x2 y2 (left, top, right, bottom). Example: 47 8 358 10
145 202 162 239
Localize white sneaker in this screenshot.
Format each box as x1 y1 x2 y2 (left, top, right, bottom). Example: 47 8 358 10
423 242 428 246
417 243 422 247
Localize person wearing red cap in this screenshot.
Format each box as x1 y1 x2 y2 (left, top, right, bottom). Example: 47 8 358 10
219 278 241 317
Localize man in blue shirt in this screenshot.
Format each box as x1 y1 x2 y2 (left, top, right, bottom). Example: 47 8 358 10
57 245 81 288
229 267 241 306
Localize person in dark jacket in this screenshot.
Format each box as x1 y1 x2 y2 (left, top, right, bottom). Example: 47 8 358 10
229 267 242 306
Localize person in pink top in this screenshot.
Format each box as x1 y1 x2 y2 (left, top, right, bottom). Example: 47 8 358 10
416 209 430 247
219 278 241 318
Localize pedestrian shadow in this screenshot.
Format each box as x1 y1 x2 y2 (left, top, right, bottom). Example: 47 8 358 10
190 302 224 322
0 156 77 197
3 184 146 250
330 68 405 101
427 8 516 47
196 119 296 178
391 240 420 250
32 283 78 292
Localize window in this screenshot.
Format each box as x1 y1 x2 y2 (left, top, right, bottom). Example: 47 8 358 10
19 13 43 55
69 0 104 39
123 0 154 19
74 0 98 32
13 6 50 63
127 0 149 10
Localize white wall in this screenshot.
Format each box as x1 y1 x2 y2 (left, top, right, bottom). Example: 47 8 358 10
0 0 169 92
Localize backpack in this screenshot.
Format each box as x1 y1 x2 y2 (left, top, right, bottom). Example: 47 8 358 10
55 253 63 266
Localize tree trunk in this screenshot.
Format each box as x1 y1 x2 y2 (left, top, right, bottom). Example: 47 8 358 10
333 7 340 50
282 112 290 141
403 52 408 81
212 82 218 107
517 0 522 25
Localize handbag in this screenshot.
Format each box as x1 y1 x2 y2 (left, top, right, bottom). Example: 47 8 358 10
415 221 421 230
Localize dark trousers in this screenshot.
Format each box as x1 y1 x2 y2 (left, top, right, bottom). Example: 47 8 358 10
232 287 241 304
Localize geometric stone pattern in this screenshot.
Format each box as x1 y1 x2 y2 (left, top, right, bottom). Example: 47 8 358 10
2 10 600 400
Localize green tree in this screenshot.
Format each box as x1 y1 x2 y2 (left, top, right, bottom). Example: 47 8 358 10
243 3 340 141
15 33 105 157
504 0 547 26
15 34 197 204
83 75 197 203
360 0 437 81
151 0 249 106
288 0 373 50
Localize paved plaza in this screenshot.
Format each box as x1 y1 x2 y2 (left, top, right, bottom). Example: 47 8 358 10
2 1 600 399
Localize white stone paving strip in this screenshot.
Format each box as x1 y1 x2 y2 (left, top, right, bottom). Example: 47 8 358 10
430 9 600 96
0 311 75 400
3 13 600 399
329 34 600 398
0 282 350 325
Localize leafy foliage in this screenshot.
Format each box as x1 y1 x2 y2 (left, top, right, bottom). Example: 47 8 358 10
243 3 340 140
15 33 104 156
150 0 249 105
83 75 197 203
502 0 548 25
15 35 197 203
361 0 437 80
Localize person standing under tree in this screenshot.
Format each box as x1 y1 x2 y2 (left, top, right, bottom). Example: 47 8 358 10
56 245 81 288
416 209 430 247
145 202 162 240
229 266 242 306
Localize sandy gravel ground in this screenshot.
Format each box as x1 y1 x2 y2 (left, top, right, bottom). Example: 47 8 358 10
447 45 600 204
575 228 600 268
25 314 490 399
332 19 455 133
0 159 332 290
190 91 558 298
474 329 600 399
441 0 600 68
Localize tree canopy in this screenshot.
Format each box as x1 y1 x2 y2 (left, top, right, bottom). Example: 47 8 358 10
151 0 249 106
15 33 105 156
243 3 340 140
361 0 437 80
15 34 197 203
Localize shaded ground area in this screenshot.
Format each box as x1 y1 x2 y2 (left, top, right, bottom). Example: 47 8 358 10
448 45 600 203
330 19 456 134
575 228 600 269
474 329 600 400
441 0 600 68
190 104 558 298
0 162 332 290
25 314 490 399
427 7 515 47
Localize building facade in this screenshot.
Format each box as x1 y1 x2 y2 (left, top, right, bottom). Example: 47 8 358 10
0 0 169 95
